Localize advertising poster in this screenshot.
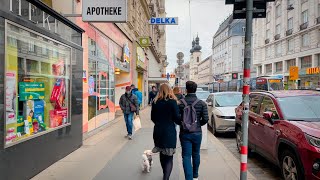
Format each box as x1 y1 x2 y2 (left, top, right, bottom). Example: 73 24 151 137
19 82 45 101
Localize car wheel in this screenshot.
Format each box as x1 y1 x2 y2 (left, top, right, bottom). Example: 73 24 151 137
211 116 217 136
280 150 303 180
236 128 242 153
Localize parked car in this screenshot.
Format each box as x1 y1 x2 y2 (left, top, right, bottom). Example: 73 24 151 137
196 90 210 101
206 92 242 135
235 90 320 180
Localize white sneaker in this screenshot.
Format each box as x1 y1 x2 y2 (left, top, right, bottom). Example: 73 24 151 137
128 135 132 140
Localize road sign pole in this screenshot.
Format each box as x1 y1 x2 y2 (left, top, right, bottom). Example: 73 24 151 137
241 0 253 179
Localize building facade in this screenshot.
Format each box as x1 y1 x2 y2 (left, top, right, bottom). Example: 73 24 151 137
212 16 246 82
0 0 84 179
52 0 167 134
252 0 320 89
198 56 213 86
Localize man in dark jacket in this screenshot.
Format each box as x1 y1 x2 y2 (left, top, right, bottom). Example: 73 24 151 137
148 86 158 105
178 81 208 180
119 86 139 140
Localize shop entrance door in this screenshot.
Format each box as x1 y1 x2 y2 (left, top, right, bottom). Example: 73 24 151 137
88 59 112 132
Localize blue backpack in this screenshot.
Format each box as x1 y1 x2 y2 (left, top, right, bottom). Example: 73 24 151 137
180 99 200 132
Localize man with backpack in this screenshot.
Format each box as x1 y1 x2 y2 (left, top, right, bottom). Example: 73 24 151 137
179 81 208 180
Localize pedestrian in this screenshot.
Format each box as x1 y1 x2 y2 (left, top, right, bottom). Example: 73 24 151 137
131 84 143 107
148 86 158 105
178 81 209 180
119 86 139 140
173 87 184 100
151 83 181 180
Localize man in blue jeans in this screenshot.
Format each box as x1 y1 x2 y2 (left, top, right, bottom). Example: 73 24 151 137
119 86 139 140
179 81 208 180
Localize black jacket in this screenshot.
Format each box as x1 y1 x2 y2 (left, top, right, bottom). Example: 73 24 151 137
175 93 184 100
148 91 157 104
151 99 181 149
178 93 209 133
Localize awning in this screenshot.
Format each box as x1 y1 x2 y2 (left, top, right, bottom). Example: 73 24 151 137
148 77 169 83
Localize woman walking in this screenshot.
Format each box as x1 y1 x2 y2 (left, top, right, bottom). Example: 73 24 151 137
151 84 181 180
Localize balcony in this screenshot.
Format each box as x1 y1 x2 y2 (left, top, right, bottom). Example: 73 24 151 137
286 29 293 36
265 39 270 44
287 4 294 10
317 17 320 25
274 34 280 40
300 22 308 31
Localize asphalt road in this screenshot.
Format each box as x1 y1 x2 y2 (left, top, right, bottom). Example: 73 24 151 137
211 130 283 180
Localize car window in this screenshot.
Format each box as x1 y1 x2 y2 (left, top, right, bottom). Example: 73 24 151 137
259 97 279 120
249 94 261 114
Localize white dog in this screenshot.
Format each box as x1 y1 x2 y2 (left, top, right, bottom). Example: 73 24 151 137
142 150 153 173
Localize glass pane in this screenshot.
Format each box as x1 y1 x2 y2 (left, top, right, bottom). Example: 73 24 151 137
5 23 71 147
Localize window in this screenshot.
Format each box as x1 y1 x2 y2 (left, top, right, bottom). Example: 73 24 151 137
266 64 272 73
276 24 281 35
287 18 293 30
288 38 294 52
259 97 279 120
275 43 281 56
4 23 71 147
288 0 293 6
302 33 309 47
286 59 296 71
249 94 262 114
301 56 312 69
275 61 283 72
276 5 281 17
258 66 262 75
302 10 308 24
266 29 271 39
197 57 199 62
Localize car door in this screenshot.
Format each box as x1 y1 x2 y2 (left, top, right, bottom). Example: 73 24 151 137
254 96 279 161
248 94 263 150
206 94 214 127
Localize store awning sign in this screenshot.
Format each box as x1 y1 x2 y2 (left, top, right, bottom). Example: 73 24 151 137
82 0 127 22
149 17 179 25
307 67 320 75
139 37 150 47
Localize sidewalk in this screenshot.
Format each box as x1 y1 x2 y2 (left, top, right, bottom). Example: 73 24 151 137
32 107 255 180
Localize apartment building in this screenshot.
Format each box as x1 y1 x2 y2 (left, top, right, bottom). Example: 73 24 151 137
198 56 213 86
253 0 320 89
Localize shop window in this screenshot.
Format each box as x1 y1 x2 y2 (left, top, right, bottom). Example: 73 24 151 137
4 23 71 147
301 56 312 69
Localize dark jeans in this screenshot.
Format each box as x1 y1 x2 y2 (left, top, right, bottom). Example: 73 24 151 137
180 132 202 180
160 153 173 180
124 113 134 135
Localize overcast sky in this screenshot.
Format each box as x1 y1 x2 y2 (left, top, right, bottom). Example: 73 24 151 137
165 0 233 73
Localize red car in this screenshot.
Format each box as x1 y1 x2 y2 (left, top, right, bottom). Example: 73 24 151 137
235 90 320 180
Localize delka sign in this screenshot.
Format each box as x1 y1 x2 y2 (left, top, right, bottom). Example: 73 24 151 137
149 17 179 25
82 0 127 22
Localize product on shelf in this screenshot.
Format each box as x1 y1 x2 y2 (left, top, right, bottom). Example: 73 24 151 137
50 79 66 109
5 128 17 143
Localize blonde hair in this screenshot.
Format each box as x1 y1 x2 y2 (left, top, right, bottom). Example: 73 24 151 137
173 87 180 94
154 84 177 103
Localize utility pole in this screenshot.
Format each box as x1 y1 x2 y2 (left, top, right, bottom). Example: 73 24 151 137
240 0 253 179
225 0 275 179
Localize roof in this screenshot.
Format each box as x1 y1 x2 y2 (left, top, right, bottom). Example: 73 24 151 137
253 90 320 98
213 14 233 38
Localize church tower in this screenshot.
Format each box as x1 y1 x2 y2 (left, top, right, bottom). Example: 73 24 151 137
189 34 202 82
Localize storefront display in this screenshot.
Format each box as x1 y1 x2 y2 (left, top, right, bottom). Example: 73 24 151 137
4 23 71 147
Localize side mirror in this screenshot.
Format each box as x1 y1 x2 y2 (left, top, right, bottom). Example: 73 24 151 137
263 111 274 124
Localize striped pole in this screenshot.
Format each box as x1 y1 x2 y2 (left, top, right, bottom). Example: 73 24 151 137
240 0 253 179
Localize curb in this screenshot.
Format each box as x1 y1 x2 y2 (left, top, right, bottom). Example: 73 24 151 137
207 132 256 180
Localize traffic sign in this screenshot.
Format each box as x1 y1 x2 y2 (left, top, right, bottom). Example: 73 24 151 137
233 1 267 19
232 73 239 80
289 66 299 80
